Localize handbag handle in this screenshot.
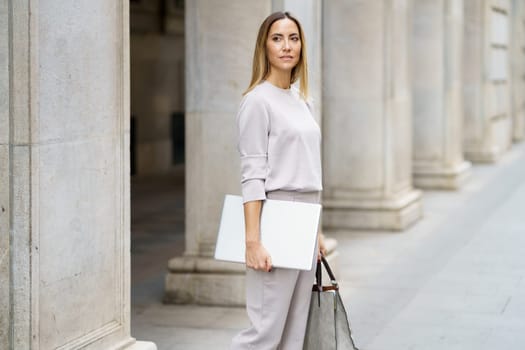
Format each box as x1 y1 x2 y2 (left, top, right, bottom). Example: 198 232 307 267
316 256 338 286
314 256 339 290
321 256 337 285
313 256 339 306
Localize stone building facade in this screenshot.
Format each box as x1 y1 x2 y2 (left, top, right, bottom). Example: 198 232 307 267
1 0 524 349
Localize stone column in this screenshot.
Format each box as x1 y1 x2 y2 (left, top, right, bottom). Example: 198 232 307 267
270 0 340 281
272 0 323 123
322 0 423 230
165 1 335 305
0 0 9 345
511 0 525 142
164 1 271 306
0 1 154 349
411 0 471 189
463 0 513 162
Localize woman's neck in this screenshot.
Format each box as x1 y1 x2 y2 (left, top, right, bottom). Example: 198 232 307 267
266 70 292 89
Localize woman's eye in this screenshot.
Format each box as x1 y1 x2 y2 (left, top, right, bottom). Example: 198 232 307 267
291 37 299 42
272 37 281 42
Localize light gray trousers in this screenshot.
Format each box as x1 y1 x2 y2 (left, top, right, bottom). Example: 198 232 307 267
231 190 320 350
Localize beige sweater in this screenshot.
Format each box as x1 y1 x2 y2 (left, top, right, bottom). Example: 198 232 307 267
237 81 323 203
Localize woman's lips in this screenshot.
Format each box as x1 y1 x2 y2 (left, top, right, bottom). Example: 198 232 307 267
280 56 294 60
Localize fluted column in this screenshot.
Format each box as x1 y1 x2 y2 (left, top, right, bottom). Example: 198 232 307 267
0 1 154 349
411 0 471 189
322 0 423 231
463 0 513 162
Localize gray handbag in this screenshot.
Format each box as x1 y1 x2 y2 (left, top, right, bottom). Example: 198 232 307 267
303 256 360 350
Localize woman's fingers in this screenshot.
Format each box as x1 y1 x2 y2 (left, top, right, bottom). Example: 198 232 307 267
260 256 268 271
266 255 273 272
246 243 272 272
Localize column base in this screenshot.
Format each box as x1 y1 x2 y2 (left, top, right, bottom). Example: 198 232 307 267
164 257 246 306
513 134 525 143
512 114 525 142
413 161 471 190
122 341 158 350
465 146 504 163
164 239 339 306
323 189 423 231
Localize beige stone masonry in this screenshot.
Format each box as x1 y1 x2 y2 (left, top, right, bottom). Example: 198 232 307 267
0 1 154 349
463 0 513 162
0 0 10 347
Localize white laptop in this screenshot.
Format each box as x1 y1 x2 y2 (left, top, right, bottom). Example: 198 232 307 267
214 194 322 270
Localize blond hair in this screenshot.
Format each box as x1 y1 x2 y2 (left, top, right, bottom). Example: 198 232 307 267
244 11 309 100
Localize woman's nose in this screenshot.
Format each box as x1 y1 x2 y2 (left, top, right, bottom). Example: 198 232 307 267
283 40 291 50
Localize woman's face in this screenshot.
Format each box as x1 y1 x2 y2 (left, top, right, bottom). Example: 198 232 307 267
266 18 301 75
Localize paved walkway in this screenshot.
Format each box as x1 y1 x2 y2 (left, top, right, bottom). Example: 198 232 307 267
130 143 525 350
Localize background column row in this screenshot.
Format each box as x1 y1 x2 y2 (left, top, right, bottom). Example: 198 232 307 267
166 0 525 306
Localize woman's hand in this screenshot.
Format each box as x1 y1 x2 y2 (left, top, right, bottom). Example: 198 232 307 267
317 233 327 261
243 200 271 272
246 241 273 272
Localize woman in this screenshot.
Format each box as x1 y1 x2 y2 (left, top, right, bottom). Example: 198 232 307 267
231 11 326 350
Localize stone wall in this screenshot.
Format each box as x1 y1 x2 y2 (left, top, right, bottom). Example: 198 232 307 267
463 0 513 162
0 0 10 347
1 1 154 348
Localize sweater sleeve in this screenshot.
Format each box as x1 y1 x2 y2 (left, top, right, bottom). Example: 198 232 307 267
237 94 270 203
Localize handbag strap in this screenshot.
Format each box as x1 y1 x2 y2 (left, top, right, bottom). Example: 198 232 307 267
321 256 337 284
313 257 339 306
315 259 322 306
314 256 339 291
